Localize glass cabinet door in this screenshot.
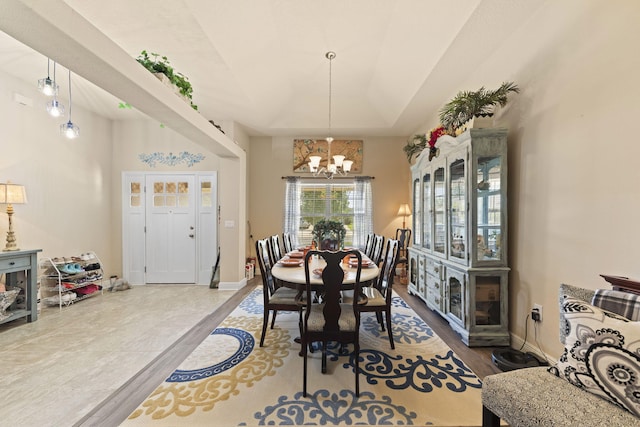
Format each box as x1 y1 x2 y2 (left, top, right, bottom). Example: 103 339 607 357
433 167 446 255
449 157 466 262
447 269 466 326
422 172 431 250
476 155 503 262
475 276 502 326
412 178 421 246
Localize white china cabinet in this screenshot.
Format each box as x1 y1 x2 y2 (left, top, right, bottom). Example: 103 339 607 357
408 128 509 346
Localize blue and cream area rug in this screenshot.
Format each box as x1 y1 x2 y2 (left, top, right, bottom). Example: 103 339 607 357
122 287 483 426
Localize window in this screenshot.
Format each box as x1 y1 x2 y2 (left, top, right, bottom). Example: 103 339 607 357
284 178 373 249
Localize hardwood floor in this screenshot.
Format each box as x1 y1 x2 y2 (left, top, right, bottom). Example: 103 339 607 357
76 278 501 426
393 282 503 379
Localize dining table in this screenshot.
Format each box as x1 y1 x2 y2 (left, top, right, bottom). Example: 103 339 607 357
271 249 381 360
271 250 380 290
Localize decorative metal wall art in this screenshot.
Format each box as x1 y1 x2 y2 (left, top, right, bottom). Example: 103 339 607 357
139 151 205 168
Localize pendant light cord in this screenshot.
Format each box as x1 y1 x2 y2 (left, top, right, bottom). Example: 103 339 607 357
68 70 73 120
327 52 333 131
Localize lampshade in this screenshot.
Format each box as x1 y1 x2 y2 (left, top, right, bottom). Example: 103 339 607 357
397 203 411 217
0 183 27 205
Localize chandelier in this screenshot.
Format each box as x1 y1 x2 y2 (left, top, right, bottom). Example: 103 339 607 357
308 51 353 179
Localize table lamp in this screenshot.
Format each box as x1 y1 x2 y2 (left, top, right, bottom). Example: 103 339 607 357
397 203 411 229
0 183 27 251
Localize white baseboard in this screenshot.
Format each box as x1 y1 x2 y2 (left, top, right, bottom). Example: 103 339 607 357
509 332 557 366
218 278 247 290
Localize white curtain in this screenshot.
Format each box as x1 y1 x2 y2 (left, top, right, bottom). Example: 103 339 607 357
352 177 373 249
283 177 301 247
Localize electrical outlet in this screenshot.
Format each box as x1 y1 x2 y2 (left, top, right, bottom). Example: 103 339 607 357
532 304 543 322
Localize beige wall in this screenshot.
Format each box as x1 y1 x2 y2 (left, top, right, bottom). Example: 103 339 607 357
0 70 115 274
247 136 411 257
415 1 640 358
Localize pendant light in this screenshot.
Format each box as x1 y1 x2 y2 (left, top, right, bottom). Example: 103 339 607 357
37 58 58 96
60 70 79 139
308 51 353 179
46 61 64 117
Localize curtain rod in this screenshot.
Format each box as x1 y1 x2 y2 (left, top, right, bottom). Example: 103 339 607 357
281 175 375 180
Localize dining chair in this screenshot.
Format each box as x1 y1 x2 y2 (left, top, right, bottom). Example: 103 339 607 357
364 233 376 258
370 234 385 265
268 234 283 265
395 228 411 265
357 239 399 349
282 232 294 253
256 238 303 347
301 249 364 397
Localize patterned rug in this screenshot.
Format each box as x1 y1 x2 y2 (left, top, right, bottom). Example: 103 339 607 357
122 287 483 426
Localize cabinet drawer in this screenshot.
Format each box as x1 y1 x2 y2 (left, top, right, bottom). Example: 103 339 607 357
426 273 441 291
0 255 31 271
427 287 441 307
425 258 442 278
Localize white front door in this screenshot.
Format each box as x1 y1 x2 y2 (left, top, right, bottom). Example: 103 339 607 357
145 175 196 283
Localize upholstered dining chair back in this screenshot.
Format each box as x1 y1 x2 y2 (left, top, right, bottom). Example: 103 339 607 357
301 249 363 397
282 232 294 253
268 234 283 265
256 238 303 347
370 234 385 265
357 239 399 349
364 233 376 258
256 238 276 295
378 239 400 296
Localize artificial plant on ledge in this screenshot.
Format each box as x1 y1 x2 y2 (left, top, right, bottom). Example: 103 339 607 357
438 81 519 134
136 50 198 111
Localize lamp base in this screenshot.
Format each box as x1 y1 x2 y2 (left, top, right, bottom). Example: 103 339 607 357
4 229 19 252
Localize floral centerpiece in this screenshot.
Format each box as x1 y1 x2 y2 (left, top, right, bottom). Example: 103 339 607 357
312 219 346 250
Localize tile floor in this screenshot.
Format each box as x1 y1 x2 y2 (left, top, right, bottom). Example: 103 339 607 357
0 284 235 427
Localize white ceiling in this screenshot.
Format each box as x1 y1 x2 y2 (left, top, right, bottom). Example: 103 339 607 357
0 0 541 137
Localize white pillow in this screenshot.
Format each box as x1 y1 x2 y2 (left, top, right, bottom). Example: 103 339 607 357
550 297 640 416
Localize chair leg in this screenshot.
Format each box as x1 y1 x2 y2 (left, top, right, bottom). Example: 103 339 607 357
354 340 360 397
260 310 269 347
385 309 394 349
321 341 327 374
482 406 500 427
270 310 277 329
302 335 308 397
376 312 384 330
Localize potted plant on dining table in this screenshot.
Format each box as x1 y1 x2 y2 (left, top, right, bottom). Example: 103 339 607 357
312 219 346 250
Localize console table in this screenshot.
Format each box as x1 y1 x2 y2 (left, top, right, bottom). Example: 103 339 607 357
0 249 41 325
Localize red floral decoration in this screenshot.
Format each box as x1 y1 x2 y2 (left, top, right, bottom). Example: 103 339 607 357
427 126 446 148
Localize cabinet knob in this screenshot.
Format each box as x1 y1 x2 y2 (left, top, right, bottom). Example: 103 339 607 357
9 261 15 266
434 267 439 273
189 234 195 238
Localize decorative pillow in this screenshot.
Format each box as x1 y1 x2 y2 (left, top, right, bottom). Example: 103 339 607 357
592 288 640 321
0 287 21 320
549 297 640 416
